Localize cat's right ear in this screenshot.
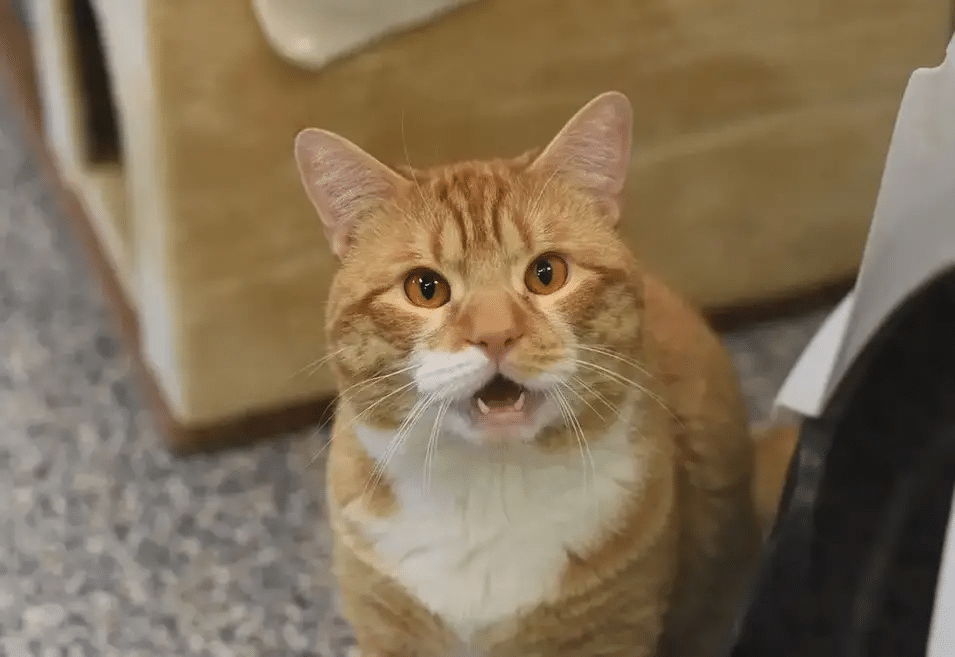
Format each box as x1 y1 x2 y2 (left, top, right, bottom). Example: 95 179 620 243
294 129 407 259
529 91 633 226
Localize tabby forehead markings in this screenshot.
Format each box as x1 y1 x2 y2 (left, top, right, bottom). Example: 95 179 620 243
427 169 530 263
488 179 507 245
434 178 469 254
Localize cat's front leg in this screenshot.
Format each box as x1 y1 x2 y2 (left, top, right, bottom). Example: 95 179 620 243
335 539 453 657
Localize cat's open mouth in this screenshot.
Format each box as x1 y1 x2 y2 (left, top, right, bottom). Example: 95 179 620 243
469 374 543 425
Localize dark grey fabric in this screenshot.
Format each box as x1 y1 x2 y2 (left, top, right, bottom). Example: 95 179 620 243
725 270 955 657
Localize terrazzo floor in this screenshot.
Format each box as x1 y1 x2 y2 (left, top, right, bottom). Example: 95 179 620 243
0 87 830 656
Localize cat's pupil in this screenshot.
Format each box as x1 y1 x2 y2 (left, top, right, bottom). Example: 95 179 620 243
419 276 437 300
536 260 553 286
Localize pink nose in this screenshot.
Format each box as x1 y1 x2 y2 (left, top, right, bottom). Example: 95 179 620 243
469 328 524 361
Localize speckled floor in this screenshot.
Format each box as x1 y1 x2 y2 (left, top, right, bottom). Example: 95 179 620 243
0 86 831 656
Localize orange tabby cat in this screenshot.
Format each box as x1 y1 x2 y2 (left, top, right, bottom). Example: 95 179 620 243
294 92 789 657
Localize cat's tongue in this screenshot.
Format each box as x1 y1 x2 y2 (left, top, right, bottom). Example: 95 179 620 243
474 375 526 414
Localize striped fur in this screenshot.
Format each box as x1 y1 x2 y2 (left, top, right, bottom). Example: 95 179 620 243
296 92 767 657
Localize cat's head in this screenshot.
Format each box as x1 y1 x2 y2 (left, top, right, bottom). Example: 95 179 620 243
295 92 647 449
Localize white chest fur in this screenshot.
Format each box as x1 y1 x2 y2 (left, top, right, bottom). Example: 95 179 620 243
352 402 644 640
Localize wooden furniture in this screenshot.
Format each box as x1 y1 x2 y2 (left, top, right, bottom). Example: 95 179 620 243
3 0 950 451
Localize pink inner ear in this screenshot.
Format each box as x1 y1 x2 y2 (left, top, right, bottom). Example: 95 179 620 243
530 92 633 222
294 128 406 259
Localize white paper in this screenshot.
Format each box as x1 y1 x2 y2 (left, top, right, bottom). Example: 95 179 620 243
251 0 478 70
774 34 955 418
772 292 856 420
772 35 955 657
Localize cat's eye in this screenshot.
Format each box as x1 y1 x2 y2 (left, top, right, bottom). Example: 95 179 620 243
524 253 569 295
404 268 451 308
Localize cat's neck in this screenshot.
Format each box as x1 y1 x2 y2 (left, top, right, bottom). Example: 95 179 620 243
353 395 644 503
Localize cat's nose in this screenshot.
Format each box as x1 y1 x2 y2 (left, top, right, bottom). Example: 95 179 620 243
459 291 528 360
468 328 524 361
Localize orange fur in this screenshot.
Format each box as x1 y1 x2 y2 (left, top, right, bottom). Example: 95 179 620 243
752 423 800 532
296 92 794 657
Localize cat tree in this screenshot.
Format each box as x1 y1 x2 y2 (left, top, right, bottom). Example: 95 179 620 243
17 0 953 451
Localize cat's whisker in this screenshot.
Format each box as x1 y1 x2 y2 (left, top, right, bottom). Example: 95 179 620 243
571 359 682 424
303 432 334 469
300 411 344 460
304 362 417 476
359 402 423 467
564 393 597 498
303 378 420 469
288 347 346 381
546 388 572 442
304 362 419 440
548 388 595 500
569 375 620 418
363 420 414 500
378 394 437 487
301 403 348 467
422 399 452 494
558 378 607 422
336 365 417 406
298 413 336 468
336 379 419 438
364 393 437 498
576 344 658 382
555 383 601 508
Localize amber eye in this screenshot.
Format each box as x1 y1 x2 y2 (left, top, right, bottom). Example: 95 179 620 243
404 268 451 308
524 253 569 295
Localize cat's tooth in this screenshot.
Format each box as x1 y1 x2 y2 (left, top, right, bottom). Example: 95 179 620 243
513 391 526 411
477 398 491 415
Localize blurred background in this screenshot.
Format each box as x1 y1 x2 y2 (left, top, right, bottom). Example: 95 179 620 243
0 0 949 654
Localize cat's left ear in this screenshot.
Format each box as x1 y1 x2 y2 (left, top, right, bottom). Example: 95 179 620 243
294 128 408 259
529 91 633 225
